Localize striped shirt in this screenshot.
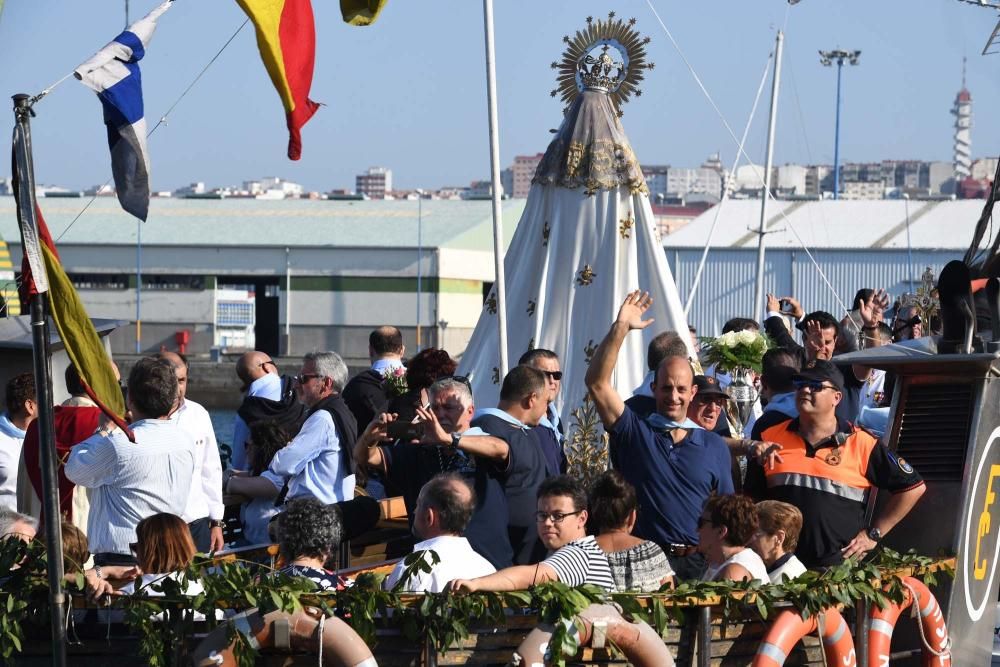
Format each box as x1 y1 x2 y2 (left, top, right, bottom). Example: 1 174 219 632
65 419 195 555
543 535 616 591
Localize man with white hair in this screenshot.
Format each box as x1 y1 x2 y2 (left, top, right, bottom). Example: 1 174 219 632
228 352 357 505
0 508 37 542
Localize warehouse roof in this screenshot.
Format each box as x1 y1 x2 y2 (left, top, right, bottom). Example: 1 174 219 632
0 196 527 251
663 199 995 251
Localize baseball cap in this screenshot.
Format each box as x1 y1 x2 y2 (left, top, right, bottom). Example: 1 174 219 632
693 375 730 399
792 360 844 392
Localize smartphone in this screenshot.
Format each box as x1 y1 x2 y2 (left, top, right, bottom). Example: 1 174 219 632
779 299 794 314
386 421 425 441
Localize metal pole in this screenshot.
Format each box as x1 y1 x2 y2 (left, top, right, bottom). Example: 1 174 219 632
482 0 509 376
753 31 784 319
903 195 915 293
135 219 141 353
11 93 67 667
833 59 843 201
416 195 422 352
284 247 291 355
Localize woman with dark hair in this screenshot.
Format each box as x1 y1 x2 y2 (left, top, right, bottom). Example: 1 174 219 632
387 348 457 424
275 498 344 590
697 495 769 583
589 471 673 591
236 420 289 544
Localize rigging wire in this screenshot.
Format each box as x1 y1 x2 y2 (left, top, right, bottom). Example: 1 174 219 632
644 0 853 318
54 17 250 242
684 52 773 315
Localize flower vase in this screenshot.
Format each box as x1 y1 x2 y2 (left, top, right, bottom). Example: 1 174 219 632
728 366 758 431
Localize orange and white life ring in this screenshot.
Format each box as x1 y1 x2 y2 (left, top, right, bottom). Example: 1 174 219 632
753 607 856 667
191 607 377 667
513 603 675 667
868 576 951 667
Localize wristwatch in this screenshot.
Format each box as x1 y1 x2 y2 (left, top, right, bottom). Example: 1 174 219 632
209 519 225 529
451 432 462 449
867 526 882 542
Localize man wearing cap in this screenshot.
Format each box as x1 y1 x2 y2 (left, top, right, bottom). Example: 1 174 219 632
686 376 729 432
744 360 925 568
587 291 734 580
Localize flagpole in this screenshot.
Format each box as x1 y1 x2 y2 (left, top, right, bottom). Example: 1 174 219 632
482 0 509 377
12 93 68 667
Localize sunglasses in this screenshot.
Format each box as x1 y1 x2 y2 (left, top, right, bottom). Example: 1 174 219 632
792 380 837 393
442 375 473 392
542 370 563 381
293 374 321 385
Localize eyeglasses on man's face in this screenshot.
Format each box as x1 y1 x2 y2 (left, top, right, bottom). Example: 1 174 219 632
792 380 836 393
542 370 563 381
535 510 582 524
293 374 321 385
442 375 473 393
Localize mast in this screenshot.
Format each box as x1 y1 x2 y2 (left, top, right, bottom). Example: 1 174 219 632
11 93 68 667
482 0 509 376
753 30 784 319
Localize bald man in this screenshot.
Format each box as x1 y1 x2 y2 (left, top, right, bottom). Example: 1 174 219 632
586 291 734 580
157 352 225 553
230 351 282 471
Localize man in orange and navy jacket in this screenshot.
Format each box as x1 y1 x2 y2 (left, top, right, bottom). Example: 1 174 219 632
744 360 925 569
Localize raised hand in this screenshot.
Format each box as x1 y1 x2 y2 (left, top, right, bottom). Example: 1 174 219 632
615 290 655 331
416 405 450 446
859 288 889 327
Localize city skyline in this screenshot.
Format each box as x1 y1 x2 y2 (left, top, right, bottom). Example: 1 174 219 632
0 1 997 195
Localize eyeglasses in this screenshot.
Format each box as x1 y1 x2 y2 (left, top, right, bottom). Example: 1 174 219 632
697 515 713 529
293 374 321 385
542 370 563 381
258 360 275 370
535 510 582 524
793 380 837 393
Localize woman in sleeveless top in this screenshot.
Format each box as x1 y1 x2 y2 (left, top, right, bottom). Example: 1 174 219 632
697 495 769 584
750 500 807 584
589 471 674 592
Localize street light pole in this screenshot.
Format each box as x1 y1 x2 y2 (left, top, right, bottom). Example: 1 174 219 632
819 49 860 200
416 192 423 352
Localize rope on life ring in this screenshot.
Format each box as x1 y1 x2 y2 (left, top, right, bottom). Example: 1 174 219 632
752 607 856 667
867 576 951 667
191 607 378 667
512 603 675 667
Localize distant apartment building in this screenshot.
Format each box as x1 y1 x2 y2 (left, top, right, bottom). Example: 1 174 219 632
243 177 303 199
464 180 502 200
805 166 833 196
972 157 999 181
500 168 513 199
666 154 723 200
641 165 669 200
511 154 543 198
776 164 807 196
356 167 392 200
841 180 886 200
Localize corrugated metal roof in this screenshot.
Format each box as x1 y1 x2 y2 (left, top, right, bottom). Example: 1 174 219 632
663 199 996 250
0 197 526 250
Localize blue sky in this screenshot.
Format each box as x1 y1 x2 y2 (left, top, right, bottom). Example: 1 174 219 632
0 1 997 192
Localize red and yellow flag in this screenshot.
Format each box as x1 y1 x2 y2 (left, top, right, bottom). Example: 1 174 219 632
237 0 320 160
13 150 129 436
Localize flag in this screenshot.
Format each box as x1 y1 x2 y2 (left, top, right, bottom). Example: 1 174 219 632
341 0 389 26
237 0 320 160
74 0 173 221
12 147 130 438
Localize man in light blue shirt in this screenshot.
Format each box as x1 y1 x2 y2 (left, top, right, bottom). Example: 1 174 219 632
66 358 195 565
230 352 282 471
227 352 357 506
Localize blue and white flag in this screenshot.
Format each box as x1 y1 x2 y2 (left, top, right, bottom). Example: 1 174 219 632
74 1 172 222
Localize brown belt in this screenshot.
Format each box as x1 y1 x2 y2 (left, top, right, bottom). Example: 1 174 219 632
667 544 699 557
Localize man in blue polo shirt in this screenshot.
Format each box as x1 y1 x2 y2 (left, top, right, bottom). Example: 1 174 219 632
586 290 734 580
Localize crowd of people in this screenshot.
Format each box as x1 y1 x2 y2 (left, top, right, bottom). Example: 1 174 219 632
0 287 929 601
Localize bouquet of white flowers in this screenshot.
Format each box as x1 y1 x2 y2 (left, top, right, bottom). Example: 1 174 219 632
699 330 772 374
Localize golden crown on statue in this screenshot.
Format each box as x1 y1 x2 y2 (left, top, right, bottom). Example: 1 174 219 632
550 12 654 116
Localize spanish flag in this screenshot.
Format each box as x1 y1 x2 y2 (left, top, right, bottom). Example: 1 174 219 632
11 148 129 436
237 0 320 160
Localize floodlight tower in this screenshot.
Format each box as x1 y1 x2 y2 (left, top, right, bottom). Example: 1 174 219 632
819 49 861 200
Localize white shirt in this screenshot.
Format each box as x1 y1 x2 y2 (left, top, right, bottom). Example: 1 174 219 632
704 548 770 585
230 373 282 471
65 419 195 555
0 413 26 512
385 534 495 592
768 554 807 584
173 399 224 523
261 409 355 505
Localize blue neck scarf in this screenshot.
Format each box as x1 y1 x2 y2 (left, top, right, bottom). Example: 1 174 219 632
645 413 702 433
